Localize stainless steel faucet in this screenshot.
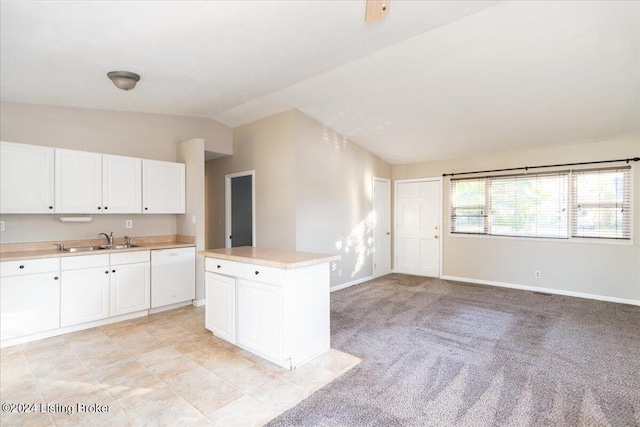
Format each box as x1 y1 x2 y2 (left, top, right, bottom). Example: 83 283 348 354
98 232 113 246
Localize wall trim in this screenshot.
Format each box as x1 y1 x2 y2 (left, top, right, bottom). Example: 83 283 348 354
192 299 206 307
330 275 374 292
441 275 640 307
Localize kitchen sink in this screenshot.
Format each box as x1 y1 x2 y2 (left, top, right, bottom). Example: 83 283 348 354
60 244 138 253
100 244 139 250
61 245 103 253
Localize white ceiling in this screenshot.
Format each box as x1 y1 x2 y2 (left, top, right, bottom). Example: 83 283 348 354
1 1 638 164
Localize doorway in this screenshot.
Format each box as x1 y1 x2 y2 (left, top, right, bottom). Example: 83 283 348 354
395 178 442 277
225 170 255 248
373 177 391 278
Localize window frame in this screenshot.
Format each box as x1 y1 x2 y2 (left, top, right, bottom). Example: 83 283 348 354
448 165 633 245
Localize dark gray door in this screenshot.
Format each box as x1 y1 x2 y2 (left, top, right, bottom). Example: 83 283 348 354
230 175 253 247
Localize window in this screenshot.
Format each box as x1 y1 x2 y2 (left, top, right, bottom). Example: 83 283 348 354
449 166 632 241
572 167 631 239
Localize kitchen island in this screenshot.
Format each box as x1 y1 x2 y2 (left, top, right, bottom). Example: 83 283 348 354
199 247 339 370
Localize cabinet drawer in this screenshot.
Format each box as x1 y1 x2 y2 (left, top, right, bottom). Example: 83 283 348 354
61 254 109 270
238 263 281 285
0 257 59 277
205 258 238 276
111 250 150 265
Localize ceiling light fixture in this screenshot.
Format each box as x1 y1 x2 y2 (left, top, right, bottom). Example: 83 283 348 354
107 71 140 91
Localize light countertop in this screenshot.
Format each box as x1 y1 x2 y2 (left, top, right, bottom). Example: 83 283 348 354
199 247 340 269
1 236 195 262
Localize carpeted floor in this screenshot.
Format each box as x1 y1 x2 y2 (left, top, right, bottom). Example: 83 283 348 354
267 274 640 426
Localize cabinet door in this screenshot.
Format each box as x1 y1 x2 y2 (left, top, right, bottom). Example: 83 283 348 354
236 279 283 361
0 141 54 213
110 262 150 316
0 273 60 340
55 148 102 213
205 273 236 343
102 154 142 213
61 266 110 327
142 159 185 214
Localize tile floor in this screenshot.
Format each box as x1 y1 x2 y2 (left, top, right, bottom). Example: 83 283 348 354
0 306 361 426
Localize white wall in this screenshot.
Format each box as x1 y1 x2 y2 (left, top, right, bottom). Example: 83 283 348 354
0 102 232 243
393 138 640 303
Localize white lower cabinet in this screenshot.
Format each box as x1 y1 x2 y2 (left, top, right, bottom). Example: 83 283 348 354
61 266 110 327
204 258 330 369
205 273 236 343
110 262 150 316
236 279 283 362
1 268 60 340
60 251 150 327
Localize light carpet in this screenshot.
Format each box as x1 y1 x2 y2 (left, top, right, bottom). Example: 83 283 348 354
267 274 640 426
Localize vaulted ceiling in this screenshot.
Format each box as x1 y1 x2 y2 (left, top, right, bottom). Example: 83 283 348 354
1 1 638 164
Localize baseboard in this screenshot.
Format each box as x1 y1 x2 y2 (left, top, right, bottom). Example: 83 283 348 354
192 299 206 307
148 300 193 314
440 275 640 306
331 275 374 292
0 311 148 349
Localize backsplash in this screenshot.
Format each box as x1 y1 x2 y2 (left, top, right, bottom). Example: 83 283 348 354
0 214 177 244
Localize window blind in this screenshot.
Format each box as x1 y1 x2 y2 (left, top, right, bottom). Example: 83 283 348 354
450 178 486 234
571 166 631 239
449 165 632 241
487 172 569 238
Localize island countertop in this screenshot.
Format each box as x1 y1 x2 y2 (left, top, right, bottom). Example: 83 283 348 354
199 246 340 269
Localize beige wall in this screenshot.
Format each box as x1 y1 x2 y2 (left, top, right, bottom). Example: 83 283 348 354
0 102 232 244
205 109 392 288
293 111 391 287
393 138 640 302
177 138 206 301
205 110 298 251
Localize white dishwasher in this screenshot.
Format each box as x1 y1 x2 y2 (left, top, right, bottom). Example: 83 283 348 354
151 247 196 309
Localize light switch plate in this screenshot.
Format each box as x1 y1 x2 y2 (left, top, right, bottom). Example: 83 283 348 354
0 221 5 232
191 214 196 224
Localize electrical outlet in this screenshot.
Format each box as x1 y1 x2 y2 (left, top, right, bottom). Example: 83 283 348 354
125 219 133 229
191 214 196 224
535 271 541 278
0 221 5 232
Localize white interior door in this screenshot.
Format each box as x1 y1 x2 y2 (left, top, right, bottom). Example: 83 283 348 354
373 178 391 278
395 179 441 277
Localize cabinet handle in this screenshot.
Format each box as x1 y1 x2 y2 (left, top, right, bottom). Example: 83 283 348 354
54 276 59 280
255 270 260 275
104 206 108 210
105 271 109 274
98 207 102 210
19 265 24 269
217 265 221 269
48 206 53 210
112 269 116 273
144 207 148 210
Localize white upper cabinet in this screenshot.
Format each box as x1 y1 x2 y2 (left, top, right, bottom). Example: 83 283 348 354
0 142 186 215
102 154 142 213
143 159 185 214
55 148 102 214
0 141 54 213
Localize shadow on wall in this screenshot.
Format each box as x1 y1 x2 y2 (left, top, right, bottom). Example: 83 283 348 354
334 211 374 278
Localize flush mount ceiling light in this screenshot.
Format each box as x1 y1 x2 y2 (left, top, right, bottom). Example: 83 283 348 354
107 71 140 91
